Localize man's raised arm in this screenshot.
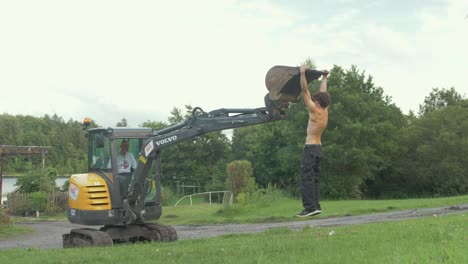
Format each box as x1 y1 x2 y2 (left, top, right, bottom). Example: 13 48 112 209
300 65 314 110
320 70 329 92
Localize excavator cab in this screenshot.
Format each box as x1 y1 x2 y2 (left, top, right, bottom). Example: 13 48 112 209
87 130 155 199
67 128 162 227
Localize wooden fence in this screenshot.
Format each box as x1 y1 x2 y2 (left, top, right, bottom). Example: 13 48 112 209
6 191 68 215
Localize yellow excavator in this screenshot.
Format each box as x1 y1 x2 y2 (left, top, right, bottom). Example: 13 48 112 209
63 66 324 247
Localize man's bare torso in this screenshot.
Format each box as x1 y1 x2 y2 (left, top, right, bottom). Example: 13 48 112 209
306 105 328 144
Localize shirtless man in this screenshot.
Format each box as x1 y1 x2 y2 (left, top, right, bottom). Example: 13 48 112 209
297 65 330 217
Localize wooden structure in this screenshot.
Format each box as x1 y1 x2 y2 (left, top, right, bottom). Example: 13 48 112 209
0 145 50 202
6 191 68 215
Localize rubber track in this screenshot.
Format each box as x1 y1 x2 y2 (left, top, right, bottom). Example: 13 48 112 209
145 223 178 242
69 228 113 247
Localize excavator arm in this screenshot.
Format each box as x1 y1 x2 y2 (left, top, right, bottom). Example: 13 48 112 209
122 100 286 223
121 66 325 224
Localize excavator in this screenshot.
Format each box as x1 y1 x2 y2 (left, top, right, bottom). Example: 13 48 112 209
63 66 324 247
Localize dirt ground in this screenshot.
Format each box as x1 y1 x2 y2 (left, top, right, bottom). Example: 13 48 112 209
1 204 467 250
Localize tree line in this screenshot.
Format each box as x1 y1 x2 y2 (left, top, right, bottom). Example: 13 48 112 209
1 64 467 199
0 114 87 175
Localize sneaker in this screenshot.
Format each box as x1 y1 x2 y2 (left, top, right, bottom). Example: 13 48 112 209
297 209 321 217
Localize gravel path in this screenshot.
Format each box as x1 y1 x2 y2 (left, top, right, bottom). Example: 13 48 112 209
1 204 467 250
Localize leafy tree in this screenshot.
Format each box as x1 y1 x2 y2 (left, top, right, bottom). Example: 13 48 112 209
168 107 185 124
15 166 58 193
418 87 462 116
396 99 468 196
323 66 406 198
140 120 167 130
116 118 128 127
0 114 21 145
232 122 299 189
0 114 88 175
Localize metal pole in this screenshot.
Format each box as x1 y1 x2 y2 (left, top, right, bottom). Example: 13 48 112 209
41 149 47 168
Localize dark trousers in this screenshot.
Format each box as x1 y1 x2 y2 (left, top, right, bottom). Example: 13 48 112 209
300 144 323 211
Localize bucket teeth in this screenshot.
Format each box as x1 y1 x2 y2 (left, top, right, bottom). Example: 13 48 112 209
264 94 289 120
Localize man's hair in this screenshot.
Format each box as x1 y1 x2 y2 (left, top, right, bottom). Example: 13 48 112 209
312 92 330 108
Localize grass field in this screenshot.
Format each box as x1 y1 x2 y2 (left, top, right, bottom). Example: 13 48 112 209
0 213 466 263
0 224 31 239
160 194 468 225
4 194 468 227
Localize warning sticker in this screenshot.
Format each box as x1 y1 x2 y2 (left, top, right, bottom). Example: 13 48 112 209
69 183 79 201
145 140 154 157
139 155 147 164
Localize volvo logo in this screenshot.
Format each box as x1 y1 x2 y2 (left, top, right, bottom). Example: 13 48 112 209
155 135 177 146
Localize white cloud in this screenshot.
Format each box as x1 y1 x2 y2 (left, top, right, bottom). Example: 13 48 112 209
363 24 415 60
0 0 467 129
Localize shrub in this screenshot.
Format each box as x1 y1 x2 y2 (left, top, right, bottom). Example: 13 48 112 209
250 184 286 206
161 187 178 206
215 203 241 218
15 166 58 193
236 192 247 205
28 192 48 212
226 160 257 198
0 208 10 225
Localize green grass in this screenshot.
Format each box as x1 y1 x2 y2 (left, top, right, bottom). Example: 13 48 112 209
7 194 466 225
0 213 466 263
160 194 468 225
0 224 31 239
10 212 68 223
5 194 467 227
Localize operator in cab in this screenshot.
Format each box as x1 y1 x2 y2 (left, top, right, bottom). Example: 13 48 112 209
108 139 137 174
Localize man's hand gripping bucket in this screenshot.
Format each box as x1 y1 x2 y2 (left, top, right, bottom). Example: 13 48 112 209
264 65 323 119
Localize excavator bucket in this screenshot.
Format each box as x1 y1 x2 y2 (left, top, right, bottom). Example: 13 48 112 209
265 65 323 102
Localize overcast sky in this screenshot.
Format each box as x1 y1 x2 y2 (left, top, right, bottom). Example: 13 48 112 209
1 0 467 127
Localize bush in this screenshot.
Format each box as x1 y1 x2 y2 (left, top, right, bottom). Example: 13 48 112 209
0 208 10 225
161 187 178 206
215 203 241 218
250 184 286 206
10 192 49 215
45 205 64 215
28 192 48 212
236 192 247 205
226 160 257 198
235 184 287 207
15 166 58 193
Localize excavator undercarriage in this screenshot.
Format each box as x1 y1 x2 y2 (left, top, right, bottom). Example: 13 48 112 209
63 223 177 247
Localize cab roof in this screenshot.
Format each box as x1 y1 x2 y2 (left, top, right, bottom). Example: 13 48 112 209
87 127 155 139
